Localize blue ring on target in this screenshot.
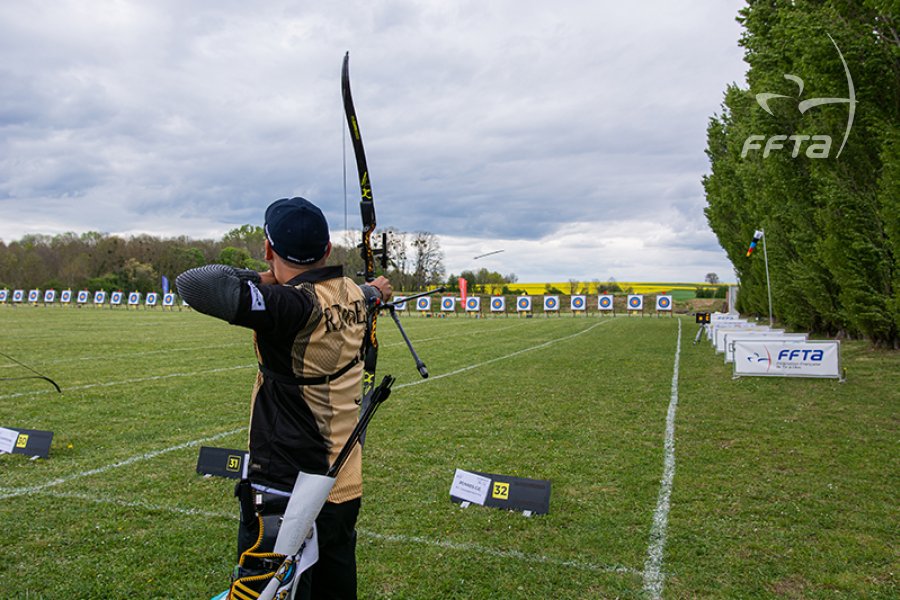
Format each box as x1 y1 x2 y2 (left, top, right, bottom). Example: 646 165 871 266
572 297 584 308
491 298 503 309
629 297 641 308
599 296 612 308
517 298 530 309
659 297 670 308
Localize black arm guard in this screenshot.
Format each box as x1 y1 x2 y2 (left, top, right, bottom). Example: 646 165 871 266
175 265 261 322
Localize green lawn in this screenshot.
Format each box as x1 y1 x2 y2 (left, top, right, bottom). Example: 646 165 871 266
0 306 896 598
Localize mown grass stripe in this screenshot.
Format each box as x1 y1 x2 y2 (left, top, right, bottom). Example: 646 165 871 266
0 320 610 502
398 319 612 388
0 427 245 499
0 364 254 400
32 489 642 576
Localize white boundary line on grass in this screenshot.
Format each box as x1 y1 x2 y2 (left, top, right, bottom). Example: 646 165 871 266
32 489 642 576
641 317 682 598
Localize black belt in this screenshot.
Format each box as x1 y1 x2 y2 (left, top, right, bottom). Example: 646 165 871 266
258 356 360 386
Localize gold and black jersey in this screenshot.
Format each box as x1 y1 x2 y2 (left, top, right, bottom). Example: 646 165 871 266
231 266 367 503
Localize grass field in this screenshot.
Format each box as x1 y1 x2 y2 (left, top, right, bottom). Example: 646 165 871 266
0 306 896 599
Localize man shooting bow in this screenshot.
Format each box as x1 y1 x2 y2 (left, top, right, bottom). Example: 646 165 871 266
177 196 392 599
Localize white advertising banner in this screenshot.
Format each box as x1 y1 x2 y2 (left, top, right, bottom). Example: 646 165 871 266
732 339 842 379
710 312 743 323
724 333 807 363
713 324 769 352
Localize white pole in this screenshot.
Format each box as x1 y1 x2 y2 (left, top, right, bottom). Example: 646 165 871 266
762 229 774 326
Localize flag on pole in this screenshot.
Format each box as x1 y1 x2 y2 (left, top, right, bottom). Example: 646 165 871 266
162 275 170 295
458 277 467 305
746 230 764 257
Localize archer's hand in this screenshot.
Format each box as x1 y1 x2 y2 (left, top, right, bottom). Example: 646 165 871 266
371 276 393 302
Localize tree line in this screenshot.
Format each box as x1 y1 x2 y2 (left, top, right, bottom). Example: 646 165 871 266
0 226 448 293
703 1 898 346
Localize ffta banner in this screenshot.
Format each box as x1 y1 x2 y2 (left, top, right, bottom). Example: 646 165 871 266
732 340 841 379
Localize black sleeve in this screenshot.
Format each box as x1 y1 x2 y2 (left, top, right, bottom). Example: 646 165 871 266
229 278 315 335
175 265 261 322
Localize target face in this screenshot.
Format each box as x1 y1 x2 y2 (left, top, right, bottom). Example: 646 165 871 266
94 291 107 304
163 293 176 306
60 290 72 303
0 290 8 302
465 297 480 311
146 293 159 306
13 290 25 302
543 296 559 311
571 296 586 310
441 297 456 311
110 292 123 305
416 297 431 311
76 290 89 303
517 296 532 311
128 292 141 305
28 290 40 302
656 295 672 311
43 290 56 303
490 297 505 311
598 295 613 310
628 295 643 310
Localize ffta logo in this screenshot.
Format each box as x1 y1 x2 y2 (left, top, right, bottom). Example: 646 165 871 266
742 34 856 160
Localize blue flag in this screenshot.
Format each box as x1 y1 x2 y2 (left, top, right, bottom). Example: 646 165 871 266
162 275 170 295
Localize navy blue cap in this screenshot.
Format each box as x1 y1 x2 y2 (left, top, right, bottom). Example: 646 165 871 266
264 197 330 265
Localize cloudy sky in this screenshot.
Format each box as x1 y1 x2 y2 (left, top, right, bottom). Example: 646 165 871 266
1 0 748 283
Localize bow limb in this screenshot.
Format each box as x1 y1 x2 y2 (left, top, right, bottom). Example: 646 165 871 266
342 52 380 407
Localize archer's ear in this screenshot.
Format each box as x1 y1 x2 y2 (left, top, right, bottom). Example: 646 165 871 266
323 242 332 260
264 240 275 260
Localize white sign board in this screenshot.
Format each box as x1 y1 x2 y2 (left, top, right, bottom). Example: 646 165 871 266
0 427 18 453
732 340 842 379
710 312 743 323
449 469 492 505
713 325 770 353
724 332 807 363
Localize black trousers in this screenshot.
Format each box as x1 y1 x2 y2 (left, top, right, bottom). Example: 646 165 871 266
237 496 361 600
